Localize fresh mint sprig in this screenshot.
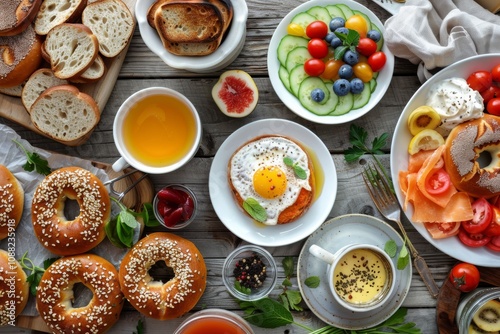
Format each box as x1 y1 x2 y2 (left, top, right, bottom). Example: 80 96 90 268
385 240 410 270
12 139 51 175
333 29 360 61
283 157 307 180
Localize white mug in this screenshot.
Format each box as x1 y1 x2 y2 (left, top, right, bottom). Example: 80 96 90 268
112 87 202 174
309 243 396 312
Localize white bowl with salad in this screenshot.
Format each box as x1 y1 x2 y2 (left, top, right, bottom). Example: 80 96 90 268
267 0 394 124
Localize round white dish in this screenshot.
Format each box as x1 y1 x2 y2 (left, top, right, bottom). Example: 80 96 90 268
135 0 248 73
267 0 394 124
208 119 337 247
297 214 412 330
390 53 500 267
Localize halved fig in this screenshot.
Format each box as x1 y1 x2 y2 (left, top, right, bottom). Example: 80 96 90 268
212 70 259 117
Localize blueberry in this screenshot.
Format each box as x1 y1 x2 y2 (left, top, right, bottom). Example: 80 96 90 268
367 30 382 42
324 32 336 44
330 37 342 49
338 64 353 79
310 88 326 103
333 79 350 96
350 78 365 94
334 27 349 36
343 50 359 66
329 17 345 31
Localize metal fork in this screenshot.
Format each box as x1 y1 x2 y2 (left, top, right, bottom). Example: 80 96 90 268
362 162 440 298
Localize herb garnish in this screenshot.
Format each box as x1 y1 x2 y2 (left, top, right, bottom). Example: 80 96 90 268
333 29 360 61
133 319 143 334
19 252 58 295
384 239 410 270
243 198 267 223
12 139 51 175
283 157 307 180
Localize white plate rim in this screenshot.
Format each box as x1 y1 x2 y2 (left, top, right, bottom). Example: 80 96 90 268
267 0 395 125
208 118 337 247
390 53 500 267
297 213 412 329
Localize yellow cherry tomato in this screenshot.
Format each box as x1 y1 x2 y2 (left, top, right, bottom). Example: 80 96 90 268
321 59 344 80
353 62 373 82
345 14 368 38
287 23 305 37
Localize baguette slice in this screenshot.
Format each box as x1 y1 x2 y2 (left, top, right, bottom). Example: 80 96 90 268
30 84 100 145
70 54 106 83
43 23 99 79
34 0 88 35
0 81 26 97
22 68 68 112
82 0 135 58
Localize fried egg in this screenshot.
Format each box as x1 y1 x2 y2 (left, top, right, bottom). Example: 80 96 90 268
229 136 312 225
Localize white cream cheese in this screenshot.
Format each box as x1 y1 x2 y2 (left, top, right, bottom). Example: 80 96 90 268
426 77 484 135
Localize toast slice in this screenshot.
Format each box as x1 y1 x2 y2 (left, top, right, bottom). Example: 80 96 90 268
161 39 221 56
34 0 87 35
21 68 68 112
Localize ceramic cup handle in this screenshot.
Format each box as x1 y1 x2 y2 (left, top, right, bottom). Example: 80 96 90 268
309 244 336 264
112 157 129 172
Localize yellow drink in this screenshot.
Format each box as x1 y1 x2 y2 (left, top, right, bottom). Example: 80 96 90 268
122 94 197 167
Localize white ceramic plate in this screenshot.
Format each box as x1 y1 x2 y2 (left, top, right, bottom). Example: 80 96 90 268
208 119 337 247
390 53 500 267
135 0 248 73
298 214 412 329
267 0 394 124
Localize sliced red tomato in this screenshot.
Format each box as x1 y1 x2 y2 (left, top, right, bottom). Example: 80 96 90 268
484 207 500 237
462 198 493 234
486 235 500 251
467 70 493 93
424 222 460 239
424 168 451 195
458 228 492 248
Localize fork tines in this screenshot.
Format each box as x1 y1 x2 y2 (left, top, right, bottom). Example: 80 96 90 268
362 162 394 207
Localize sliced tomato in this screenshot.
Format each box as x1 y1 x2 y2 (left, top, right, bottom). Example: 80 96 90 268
486 235 500 252
424 168 451 195
462 198 493 234
424 222 460 239
458 228 492 248
485 207 500 236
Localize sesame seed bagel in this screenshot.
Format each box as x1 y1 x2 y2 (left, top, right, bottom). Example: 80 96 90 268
0 165 24 240
0 0 42 36
36 254 124 334
0 249 29 326
119 232 207 320
31 167 111 256
444 114 500 198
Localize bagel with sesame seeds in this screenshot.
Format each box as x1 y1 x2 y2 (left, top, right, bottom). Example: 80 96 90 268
36 254 124 334
31 166 111 256
0 249 29 326
0 165 24 240
119 232 207 320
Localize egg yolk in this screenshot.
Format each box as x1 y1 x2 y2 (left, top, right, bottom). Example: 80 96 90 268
252 166 287 199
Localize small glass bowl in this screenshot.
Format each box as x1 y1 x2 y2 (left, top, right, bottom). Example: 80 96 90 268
173 309 254 334
222 245 277 301
153 184 198 230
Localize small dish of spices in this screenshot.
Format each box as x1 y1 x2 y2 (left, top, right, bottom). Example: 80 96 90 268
222 245 277 301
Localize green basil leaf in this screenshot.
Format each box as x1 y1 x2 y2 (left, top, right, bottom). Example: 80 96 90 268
283 157 294 167
117 219 134 248
397 245 410 270
293 165 307 180
282 256 294 277
143 203 160 227
384 240 398 258
333 45 348 61
243 198 267 223
119 210 139 228
304 276 320 288
105 218 127 248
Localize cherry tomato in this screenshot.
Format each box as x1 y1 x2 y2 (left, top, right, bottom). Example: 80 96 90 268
345 14 368 38
481 85 500 104
487 97 500 116
368 51 386 72
458 228 492 248
287 23 305 37
424 168 451 195
356 38 377 57
424 222 460 239
306 21 328 39
485 207 500 237
321 59 344 80
353 62 373 83
304 58 325 77
466 70 493 93
307 38 329 59
448 262 480 292
492 64 500 82
462 198 493 234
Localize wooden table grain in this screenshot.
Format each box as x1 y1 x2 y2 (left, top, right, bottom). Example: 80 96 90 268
1 1 456 333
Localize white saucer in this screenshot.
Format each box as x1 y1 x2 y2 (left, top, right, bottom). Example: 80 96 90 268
297 214 412 329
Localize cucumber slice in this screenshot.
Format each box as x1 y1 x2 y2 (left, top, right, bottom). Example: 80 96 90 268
279 65 291 93
336 4 354 19
298 77 338 115
352 84 371 109
329 93 354 116
285 46 312 73
325 5 345 20
277 35 308 66
290 12 317 31
289 64 309 97
307 6 332 27
368 78 377 93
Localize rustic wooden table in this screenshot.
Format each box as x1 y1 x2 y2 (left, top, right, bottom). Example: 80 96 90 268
1 0 458 333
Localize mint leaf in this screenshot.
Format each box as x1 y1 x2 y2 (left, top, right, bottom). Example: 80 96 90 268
120 210 139 228
384 240 398 258
285 290 303 311
397 244 410 270
242 298 294 328
304 276 320 288
282 257 294 277
243 198 267 222
293 165 307 180
283 157 294 166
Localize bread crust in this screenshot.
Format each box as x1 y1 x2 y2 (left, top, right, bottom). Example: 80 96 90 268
119 232 207 320
0 165 24 240
21 68 68 112
36 254 124 334
0 249 29 326
34 0 88 35
0 0 42 36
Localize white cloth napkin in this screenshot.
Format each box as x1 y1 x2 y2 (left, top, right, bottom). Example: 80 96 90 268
383 0 500 82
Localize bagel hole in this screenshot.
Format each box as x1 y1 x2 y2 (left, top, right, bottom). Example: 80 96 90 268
63 198 80 220
72 283 93 308
478 151 492 169
148 260 175 284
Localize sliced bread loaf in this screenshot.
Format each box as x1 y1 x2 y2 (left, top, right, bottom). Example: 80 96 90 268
82 0 135 58
0 81 25 97
43 23 99 79
34 0 87 35
22 68 68 112
30 84 100 145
